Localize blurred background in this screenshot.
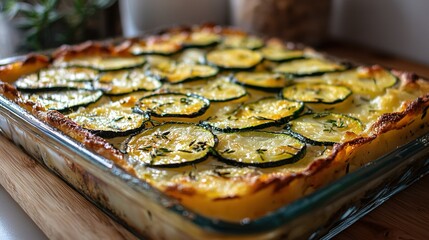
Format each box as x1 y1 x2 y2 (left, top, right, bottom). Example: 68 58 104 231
0 0 428 66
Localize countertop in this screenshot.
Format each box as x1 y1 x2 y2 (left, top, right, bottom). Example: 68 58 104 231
0 42 428 239
0 186 46 240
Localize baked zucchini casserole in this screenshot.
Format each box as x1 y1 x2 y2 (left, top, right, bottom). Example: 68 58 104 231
1 25 428 224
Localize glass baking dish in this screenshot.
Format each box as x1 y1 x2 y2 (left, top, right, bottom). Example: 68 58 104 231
0 57 428 239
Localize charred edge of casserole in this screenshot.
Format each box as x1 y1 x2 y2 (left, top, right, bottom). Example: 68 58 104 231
162 93 429 200
43 111 129 166
52 41 133 60
0 54 50 83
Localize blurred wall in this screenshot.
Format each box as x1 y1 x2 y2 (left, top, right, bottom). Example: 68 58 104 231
0 14 19 58
330 0 429 65
119 0 229 37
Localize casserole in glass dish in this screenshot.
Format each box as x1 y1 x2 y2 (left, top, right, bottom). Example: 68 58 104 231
0 25 428 239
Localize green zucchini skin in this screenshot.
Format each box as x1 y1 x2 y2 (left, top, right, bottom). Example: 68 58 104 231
134 93 211 118
285 112 364 146
124 122 217 168
94 70 162 96
213 131 306 168
233 72 290 92
15 67 97 91
221 35 265 50
281 83 352 104
201 117 277 133
201 97 304 132
67 98 151 138
56 56 147 72
163 76 248 102
205 49 263 70
23 90 103 112
327 66 398 97
149 62 219 84
90 118 149 138
273 58 348 77
260 47 305 62
182 32 222 48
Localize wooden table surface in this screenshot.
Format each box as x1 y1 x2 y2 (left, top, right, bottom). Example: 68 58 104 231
0 42 428 239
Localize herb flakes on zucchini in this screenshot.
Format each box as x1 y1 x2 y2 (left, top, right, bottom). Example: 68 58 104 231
135 93 210 118
95 69 162 95
202 98 303 131
15 67 97 91
214 131 306 168
287 112 364 145
165 76 247 102
23 89 103 112
67 96 149 137
332 66 397 97
282 83 352 104
125 123 216 167
234 72 289 91
206 48 263 70
149 61 218 84
273 58 347 77
56 56 146 71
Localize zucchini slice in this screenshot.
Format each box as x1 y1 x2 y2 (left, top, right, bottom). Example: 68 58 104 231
94 69 162 95
206 49 263 70
328 66 397 97
182 31 221 48
234 72 289 91
135 93 210 117
287 112 364 145
165 76 247 102
130 39 182 56
222 35 264 50
125 123 216 167
202 98 303 131
281 83 352 104
23 89 103 112
178 49 206 64
214 131 306 167
273 58 347 77
150 61 218 84
15 67 97 91
67 97 149 137
260 47 304 62
239 98 304 121
56 56 146 71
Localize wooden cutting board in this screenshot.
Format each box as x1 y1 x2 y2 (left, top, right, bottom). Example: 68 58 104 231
0 134 136 240
0 43 428 239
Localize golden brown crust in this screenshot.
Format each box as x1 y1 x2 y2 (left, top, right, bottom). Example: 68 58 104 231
52 41 133 61
0 54 49 83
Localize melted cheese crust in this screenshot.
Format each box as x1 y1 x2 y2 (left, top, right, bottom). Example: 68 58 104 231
1 27 428 223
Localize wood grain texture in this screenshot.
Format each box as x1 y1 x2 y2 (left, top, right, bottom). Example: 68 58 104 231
335 175 429 240
0 134 136 240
